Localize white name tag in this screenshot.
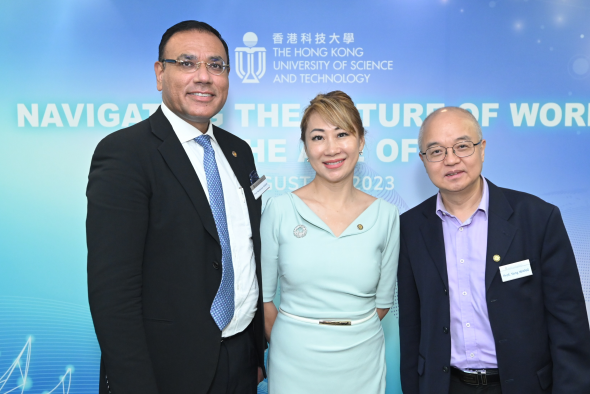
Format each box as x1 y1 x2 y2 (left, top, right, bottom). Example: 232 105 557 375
250 175 270 200
499 259 533 282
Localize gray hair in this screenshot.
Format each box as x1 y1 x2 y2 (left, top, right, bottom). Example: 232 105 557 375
418 106 482 152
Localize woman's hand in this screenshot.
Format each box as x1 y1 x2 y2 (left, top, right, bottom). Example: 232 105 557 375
264 302 279 343
377 308 389 320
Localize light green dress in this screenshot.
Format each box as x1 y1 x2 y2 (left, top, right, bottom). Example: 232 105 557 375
261 193 400 394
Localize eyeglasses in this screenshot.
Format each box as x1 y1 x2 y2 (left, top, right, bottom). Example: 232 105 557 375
420 140 483 162
160 58 230 75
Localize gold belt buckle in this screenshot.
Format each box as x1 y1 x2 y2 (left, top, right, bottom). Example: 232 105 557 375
319 320 351 326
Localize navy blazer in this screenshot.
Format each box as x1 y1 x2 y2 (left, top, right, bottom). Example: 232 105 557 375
398 180 590 394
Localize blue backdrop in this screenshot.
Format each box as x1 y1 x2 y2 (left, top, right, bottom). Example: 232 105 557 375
1 0 589 393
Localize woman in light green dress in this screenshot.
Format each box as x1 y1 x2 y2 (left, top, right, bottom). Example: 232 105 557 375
262 91 400 393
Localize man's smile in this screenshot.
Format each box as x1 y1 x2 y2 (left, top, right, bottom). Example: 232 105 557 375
445 169 465 179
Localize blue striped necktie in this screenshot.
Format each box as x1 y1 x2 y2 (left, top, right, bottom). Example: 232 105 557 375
194 134 235 330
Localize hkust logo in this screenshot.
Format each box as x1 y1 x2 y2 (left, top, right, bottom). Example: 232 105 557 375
235 32 266 83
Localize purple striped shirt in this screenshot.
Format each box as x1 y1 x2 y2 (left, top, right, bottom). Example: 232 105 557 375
436 177 497 369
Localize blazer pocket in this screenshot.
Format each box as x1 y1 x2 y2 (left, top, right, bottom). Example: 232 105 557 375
536 361 553 390
417 354 425 376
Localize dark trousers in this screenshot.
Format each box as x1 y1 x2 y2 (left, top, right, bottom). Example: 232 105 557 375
207 324 258 394
450 374 502 394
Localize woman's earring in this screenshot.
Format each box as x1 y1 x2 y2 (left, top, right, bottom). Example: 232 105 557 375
305 157 309 162
359 151 364 156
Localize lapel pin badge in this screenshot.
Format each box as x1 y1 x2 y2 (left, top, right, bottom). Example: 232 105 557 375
232 151 237 157
493 254 501 262
357 224 363 230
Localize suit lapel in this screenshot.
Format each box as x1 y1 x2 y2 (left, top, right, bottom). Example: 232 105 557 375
485 181 517 290
213 126 261 233
150 108 220 245
419 196 449 289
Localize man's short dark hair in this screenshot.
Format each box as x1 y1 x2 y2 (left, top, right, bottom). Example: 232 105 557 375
158 20 230 65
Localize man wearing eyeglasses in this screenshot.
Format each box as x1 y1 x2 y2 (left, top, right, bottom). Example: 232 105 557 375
397 107 590 394
87 21 265 394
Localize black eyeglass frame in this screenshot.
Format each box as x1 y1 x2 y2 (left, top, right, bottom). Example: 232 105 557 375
420 139 483 162
160 59 230 75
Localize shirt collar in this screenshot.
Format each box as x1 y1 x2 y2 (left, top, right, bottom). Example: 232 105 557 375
160 102 216 143
436 176 489 221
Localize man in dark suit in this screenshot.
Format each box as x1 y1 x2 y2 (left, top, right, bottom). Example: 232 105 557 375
87 21 265 394
398 107 590 394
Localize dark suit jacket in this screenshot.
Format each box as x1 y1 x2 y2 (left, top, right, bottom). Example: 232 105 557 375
398 180 590 394
86 107 265 394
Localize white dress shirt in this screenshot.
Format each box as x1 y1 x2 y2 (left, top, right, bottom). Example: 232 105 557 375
161 103 258 338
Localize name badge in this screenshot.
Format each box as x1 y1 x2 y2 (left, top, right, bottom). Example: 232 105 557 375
499 259 533 282
250 175 270 200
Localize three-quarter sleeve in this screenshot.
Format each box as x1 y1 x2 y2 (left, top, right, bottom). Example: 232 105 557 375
261 197 281 302
375 204 400 309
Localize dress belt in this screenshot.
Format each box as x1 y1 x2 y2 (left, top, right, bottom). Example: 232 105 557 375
451 367 501 385
278 308 377 326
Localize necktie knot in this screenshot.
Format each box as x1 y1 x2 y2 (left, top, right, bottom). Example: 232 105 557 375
195 134 213 151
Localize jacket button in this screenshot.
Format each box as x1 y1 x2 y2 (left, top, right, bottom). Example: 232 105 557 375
212 261 220 269
443 327 449 334
444 289 448 295
443 366 449 373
